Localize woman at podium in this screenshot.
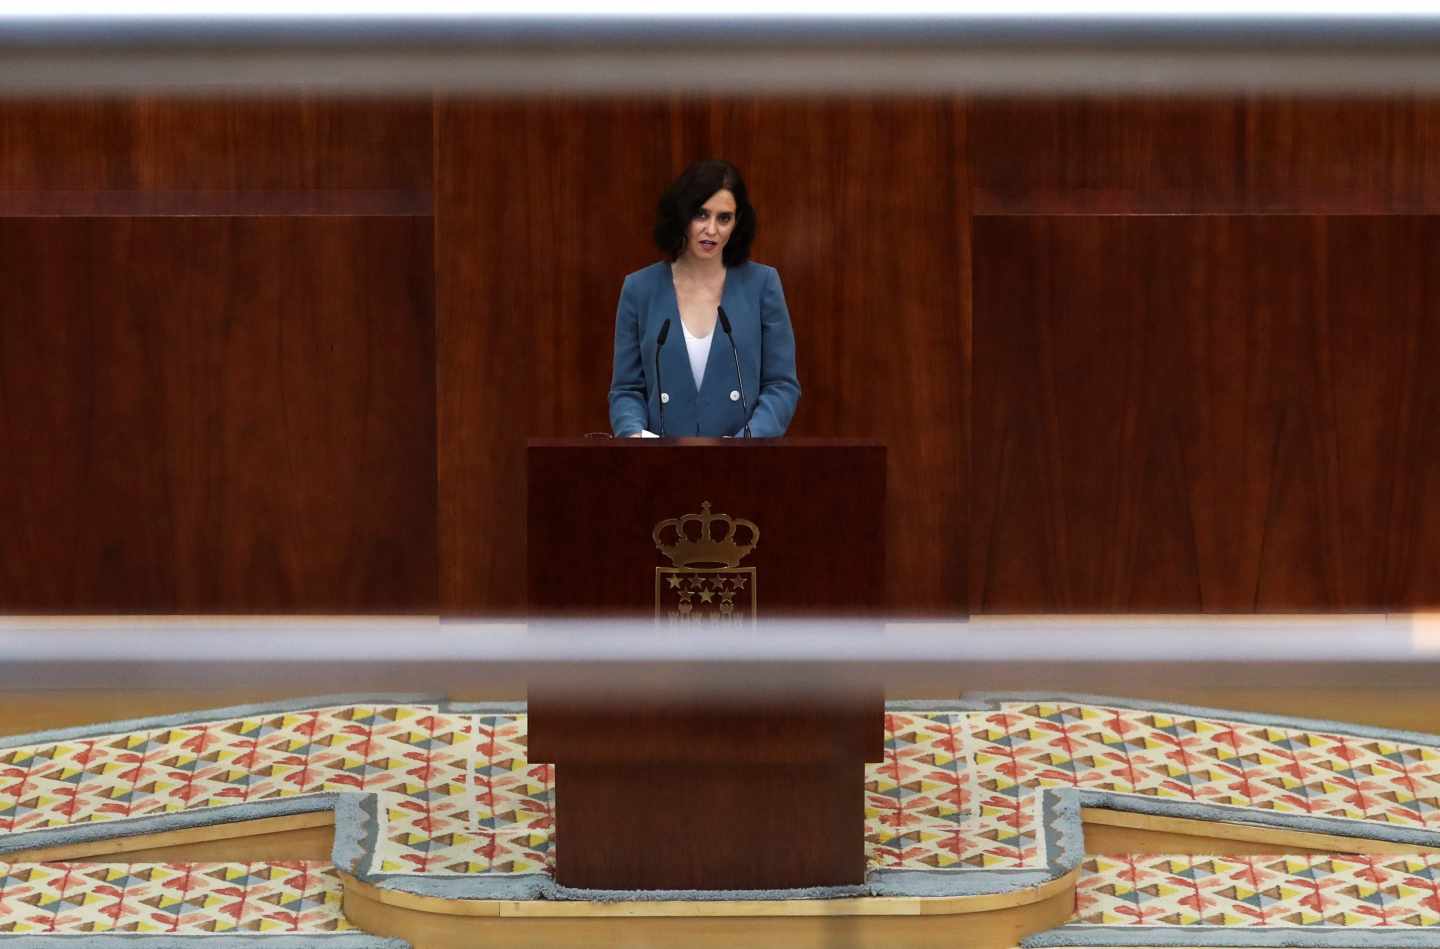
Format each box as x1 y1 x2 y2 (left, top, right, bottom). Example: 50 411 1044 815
608 160 801 439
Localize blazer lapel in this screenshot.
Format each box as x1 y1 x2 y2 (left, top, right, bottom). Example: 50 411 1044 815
659 276 698 402
699 272 741 401
698 322 731 401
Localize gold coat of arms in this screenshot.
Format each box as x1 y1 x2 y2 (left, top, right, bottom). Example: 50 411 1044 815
653 501 759 625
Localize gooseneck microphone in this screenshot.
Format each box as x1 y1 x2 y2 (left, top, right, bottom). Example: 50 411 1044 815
654 318 672 438
716 306 752 439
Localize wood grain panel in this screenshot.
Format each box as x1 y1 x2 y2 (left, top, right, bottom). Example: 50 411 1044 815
527 439 886 617
696 99 969 616
971 97 1245 213
971 215 1439 611
971 97 1440 213
0 217 437 611
0 191 431 217
0 97 432 214
1393 223 1440 608
435 98 700 614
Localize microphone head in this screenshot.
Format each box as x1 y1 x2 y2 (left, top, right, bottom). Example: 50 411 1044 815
657 318 672 346
717 306 733 335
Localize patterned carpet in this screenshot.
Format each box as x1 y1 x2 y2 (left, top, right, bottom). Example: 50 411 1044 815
9 697 1439 880
3 694 1440 946
1078 854 1440 927
0 861 351 935
1028 853 1440 946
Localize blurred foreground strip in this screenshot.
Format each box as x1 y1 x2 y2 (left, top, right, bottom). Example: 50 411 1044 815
4 15 1440 94
0 614 1436 698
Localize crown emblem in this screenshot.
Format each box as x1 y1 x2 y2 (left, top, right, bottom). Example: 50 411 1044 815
653 501 760 568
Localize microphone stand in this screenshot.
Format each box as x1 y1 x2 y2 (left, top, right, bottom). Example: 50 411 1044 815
654 318 671 438
717 306 752 438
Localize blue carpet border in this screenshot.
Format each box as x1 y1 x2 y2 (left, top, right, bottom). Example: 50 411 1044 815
0 694 448 750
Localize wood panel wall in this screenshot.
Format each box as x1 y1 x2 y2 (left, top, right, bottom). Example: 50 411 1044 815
0 98 432 212
0 99 437 611
972 215 1440 611
969 97 1440 612
970 98 1440 213
5 94 1440 614
435 99 697 615
699 100 968 617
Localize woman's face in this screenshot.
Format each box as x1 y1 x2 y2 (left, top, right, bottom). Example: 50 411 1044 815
683 189 738 263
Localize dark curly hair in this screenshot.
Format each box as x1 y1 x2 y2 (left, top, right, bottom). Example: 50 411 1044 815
652 159 756 267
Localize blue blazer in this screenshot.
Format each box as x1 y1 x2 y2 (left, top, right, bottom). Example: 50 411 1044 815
608 260 801 438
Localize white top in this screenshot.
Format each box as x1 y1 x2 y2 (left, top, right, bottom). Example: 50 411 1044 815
681 320 713 392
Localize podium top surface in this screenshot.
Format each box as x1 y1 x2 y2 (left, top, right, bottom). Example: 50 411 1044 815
528 436 885 449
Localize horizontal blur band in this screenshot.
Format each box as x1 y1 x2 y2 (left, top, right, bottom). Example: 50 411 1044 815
4 17 1440 93
0 614 1437 695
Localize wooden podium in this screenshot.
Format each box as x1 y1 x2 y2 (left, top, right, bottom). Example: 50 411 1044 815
526 437 886 890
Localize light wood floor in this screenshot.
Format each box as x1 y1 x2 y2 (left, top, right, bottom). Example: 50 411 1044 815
4 684 1435 739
